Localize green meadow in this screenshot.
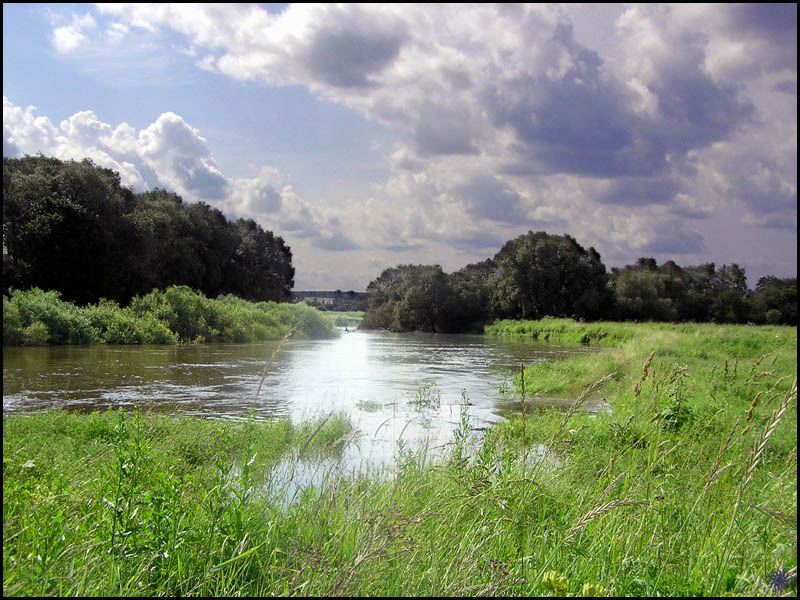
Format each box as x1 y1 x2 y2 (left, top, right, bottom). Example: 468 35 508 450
3 319 796 596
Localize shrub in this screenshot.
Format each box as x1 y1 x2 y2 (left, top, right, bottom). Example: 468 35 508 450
3 295 23 345
84 299 144 344
10 288 94 344
135 314 179 345
3 285 337 345
21 321 50 345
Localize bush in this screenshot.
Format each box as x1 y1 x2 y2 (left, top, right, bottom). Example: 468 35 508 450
21 321 50 345
135 313 180 345
9 288 94 344
84 299 144 344
3 285 338 346
3 296 23 345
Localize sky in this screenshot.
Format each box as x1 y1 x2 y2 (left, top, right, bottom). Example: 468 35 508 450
3 3 797 291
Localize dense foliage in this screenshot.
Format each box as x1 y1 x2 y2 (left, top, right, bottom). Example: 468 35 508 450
359 264 492 332
3 155 294 305
3 285 338 345
361 231 796 332
491 231 612 321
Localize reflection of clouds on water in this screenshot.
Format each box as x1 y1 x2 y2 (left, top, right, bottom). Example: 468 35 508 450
3 331 598 472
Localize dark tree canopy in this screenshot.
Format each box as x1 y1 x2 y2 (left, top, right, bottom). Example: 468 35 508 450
3 155 294 305
610 259 765 324
489 231 612 321
361 240 795 332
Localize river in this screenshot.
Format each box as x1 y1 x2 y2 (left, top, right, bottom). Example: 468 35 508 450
3 329 600 481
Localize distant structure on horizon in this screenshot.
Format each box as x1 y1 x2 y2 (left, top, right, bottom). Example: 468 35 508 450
290 290 367 310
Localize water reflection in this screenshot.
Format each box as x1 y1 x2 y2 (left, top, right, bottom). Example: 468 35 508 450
4 330 597 472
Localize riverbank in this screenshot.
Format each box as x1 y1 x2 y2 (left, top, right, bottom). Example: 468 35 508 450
3 320 796 595
3 286 338 345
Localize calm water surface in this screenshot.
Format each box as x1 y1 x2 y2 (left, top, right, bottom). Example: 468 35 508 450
3 330 599 476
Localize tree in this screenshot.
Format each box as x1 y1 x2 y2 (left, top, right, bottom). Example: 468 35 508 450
750 276 797 325
361 264 484 332
3 155 296 305
392 265 454 332
3 156 131 304
226 219 294 302
611 266 677 321
489 231 611 320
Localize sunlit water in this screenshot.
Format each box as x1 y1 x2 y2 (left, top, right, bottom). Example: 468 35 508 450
3 330 602 486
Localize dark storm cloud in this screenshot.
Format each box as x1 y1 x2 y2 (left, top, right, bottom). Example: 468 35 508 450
305 27 405 89
726 159 797 223
642 62 754 154
595 176 682 207
412 105 479 156
455 174 528 224
726 3 798 42
492 53 752 181
639 222 705 255
773 80 797 95
485 9 756 186
486 75 650 177
483 36 658 178
747 214 797 232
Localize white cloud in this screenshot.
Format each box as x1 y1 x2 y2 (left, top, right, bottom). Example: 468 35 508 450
105 21 130 44
51 12 97 53
3 97 59 156
137 112 229 201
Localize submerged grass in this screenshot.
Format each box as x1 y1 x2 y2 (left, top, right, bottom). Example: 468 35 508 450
3 319 797 596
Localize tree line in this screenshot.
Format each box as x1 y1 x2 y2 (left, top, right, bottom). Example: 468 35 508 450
360 231 797 332
4 155 794 330
3 155 294 305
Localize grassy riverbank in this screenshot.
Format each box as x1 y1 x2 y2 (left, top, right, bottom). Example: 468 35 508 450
3 286 338 345
3 320 797 596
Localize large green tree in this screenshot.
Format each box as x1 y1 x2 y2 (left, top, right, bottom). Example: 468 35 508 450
3 156 133 304
611 259 762 323
3 155 295 305
360 264 488 333
225 219 294 302
489 231 611 320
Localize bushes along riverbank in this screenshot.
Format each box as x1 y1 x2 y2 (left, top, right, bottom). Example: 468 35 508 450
3 285 338 345
3 320 797 595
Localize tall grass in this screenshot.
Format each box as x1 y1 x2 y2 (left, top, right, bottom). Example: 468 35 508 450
3 319 797 596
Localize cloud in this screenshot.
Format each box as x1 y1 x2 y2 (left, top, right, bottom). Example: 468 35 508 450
137 112 230 201
3 95 364 261
302 10 406 89
51 12 97 53
88 4 773 186
12 4 797 286
230 167 284 216
594 175 682 207
3 97 59 156
3 98 235 209
638 220 705 255
454 174 528 224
